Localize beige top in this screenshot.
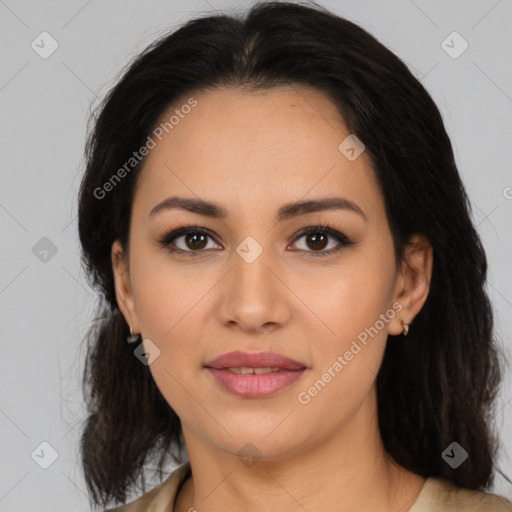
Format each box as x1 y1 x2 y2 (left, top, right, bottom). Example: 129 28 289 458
107 461 512 512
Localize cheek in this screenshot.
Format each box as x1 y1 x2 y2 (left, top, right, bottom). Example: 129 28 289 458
306 254 396 346
299 250 395 403
131 266 203 415
130 243 205 338
297 310 389 429
129 249 216 389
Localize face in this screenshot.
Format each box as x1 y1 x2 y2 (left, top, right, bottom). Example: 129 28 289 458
112 85 431 462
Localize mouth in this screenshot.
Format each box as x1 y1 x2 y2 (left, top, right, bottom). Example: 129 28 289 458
204 350 307 371
211 366 285 374
204 351 307 398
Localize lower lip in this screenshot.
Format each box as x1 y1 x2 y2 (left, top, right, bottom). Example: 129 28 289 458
206 368 306 398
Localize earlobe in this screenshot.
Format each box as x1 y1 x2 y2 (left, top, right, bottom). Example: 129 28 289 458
111 239 139 333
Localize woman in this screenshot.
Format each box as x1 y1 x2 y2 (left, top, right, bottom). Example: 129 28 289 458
77 2 512 511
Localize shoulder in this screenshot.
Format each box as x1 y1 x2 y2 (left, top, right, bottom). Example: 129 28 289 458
411 477 512 512
104 461 192 512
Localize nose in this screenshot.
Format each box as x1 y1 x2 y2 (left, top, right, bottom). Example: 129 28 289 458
216 244 291 334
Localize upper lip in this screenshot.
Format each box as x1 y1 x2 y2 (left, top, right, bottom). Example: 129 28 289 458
205 350 306 370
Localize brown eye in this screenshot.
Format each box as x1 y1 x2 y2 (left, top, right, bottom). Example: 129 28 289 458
183 232 208 250
290 225 356 257
159 227 221 255
304 232 328 251
159 224 355 258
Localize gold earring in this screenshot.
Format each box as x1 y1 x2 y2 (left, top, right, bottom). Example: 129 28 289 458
401 319 409 336
127 324 140 344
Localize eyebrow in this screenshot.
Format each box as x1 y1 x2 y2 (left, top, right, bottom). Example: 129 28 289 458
148 196 368 223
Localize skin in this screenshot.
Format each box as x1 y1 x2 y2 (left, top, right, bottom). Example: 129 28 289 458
111 85 433 512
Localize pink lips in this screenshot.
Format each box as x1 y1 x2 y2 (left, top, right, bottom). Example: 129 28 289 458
204 350 307 399
205 350 306 370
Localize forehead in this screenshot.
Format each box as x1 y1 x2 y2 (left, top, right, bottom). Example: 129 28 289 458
133 86 384 225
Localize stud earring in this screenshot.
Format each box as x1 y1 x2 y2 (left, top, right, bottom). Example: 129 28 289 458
401 319 409 336
127 324 140 344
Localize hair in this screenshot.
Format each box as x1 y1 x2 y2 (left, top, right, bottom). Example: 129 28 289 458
77 1 505 509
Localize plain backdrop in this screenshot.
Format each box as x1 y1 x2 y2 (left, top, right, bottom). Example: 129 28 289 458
0 0 511 510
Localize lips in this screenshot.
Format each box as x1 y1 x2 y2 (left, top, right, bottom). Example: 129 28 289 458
204 350 306 371
204 350 307 398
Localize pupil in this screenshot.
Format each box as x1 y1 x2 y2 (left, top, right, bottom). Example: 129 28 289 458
187 233 207 250
308 233 327 250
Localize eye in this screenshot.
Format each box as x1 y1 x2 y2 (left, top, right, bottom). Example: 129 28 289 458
158 224 221 256
158 223 356 257
289 224 356 257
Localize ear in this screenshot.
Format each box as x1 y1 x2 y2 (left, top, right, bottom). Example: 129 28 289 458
111 239 140 334
388 234 433 336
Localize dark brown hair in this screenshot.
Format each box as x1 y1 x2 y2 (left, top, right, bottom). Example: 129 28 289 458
77 1 505 509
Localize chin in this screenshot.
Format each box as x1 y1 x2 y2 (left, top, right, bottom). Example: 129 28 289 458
210 425 310 463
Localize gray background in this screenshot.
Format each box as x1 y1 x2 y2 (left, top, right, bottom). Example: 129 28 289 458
0 0 511 510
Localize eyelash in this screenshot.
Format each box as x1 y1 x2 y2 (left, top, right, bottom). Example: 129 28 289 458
158 222 356 258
